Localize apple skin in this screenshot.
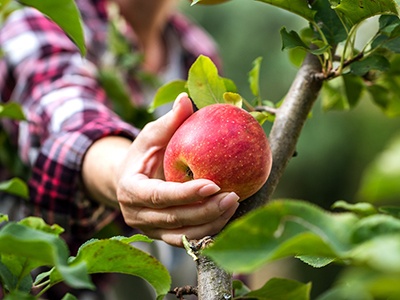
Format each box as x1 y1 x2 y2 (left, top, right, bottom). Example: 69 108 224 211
164 103 272 201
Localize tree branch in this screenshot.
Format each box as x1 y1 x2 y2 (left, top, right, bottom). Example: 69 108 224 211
233 52 323 219
191 237 232 300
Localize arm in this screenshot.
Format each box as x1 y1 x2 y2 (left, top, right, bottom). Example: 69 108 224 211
0 7 137 237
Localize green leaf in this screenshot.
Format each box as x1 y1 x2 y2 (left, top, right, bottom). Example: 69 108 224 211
381 34 400 53
0 259 32 293
248 56 263 98
0 214 8 223
243 277 311 300
367 55 400 117
232 280 251 297
249 111 271 125
51 237 171 300
0 178 28 199
332 200 378 217
367 83 400 117
288 47 307 67
3 290 36 300
321 267 400 300
296 255 335 268
223 92 242 107
19 0 86 55
357 134 400 202
18 217 64 235
315 280 373 300
187 55 227 109
379 206 400 218
348 235 400 273
0 222 78 287
222 76 238 93
350 55 391 76
149 80 188 112
332 0 398 29
0 103 26 120
321 74 364 111
281 27 329 56
351 214 400 244
61 293 78 300
379 15 400 36
256 0 316 22
280 27 310 51
203 200 358 273
110 234 153 244
372 16 400 53
312 0 347 44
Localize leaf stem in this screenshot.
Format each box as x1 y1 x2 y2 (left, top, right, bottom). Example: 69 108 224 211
310 21 332 74
337 24 359 76
35 282 52 298
254 105 278 115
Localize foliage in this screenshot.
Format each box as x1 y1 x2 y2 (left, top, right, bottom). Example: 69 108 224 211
204 199 400 299
151 55 274 125
357 133 400 203
1 0 400 299
233 277 311 300
0 216 171 299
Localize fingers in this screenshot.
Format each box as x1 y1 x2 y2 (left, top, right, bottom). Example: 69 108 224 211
129 191 239 228
118 174 221 208
124 192 240 247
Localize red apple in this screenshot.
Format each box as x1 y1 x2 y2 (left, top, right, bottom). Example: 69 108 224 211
163 103 272 201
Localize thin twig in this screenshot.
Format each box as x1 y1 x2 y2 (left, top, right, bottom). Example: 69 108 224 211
254 106 278 115
168 285 198 299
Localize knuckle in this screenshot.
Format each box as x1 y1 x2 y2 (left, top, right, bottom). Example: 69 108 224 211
149 188 163 207
164 213 182 228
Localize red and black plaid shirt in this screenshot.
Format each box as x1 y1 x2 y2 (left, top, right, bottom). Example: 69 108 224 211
0 0 220 245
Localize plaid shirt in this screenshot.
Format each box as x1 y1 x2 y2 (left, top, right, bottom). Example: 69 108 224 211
0 0 220 246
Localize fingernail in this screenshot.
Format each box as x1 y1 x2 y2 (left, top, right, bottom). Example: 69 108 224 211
198 184 221 197
172 97 181 111
172 93 188 111
219 192 240 211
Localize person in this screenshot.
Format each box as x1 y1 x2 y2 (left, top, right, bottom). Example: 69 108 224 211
0 0 240 298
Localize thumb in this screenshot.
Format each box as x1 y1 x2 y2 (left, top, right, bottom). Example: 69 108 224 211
135 93 194 149
171 92 195 129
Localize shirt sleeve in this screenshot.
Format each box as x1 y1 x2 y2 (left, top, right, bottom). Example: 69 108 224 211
0 7 139 240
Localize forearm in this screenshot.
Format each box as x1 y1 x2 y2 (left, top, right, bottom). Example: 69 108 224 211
82 136 133 208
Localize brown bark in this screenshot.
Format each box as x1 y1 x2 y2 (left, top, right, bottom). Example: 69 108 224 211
191 237 232 300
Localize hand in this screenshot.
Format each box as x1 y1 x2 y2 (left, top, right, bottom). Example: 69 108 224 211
116 93 240 246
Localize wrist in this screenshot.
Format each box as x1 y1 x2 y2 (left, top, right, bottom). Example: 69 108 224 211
82 136 132 207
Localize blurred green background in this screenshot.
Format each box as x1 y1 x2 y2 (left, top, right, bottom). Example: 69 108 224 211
179 0 400 298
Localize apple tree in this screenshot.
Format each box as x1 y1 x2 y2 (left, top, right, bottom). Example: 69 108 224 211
2 0 400 299
169 0 400 299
